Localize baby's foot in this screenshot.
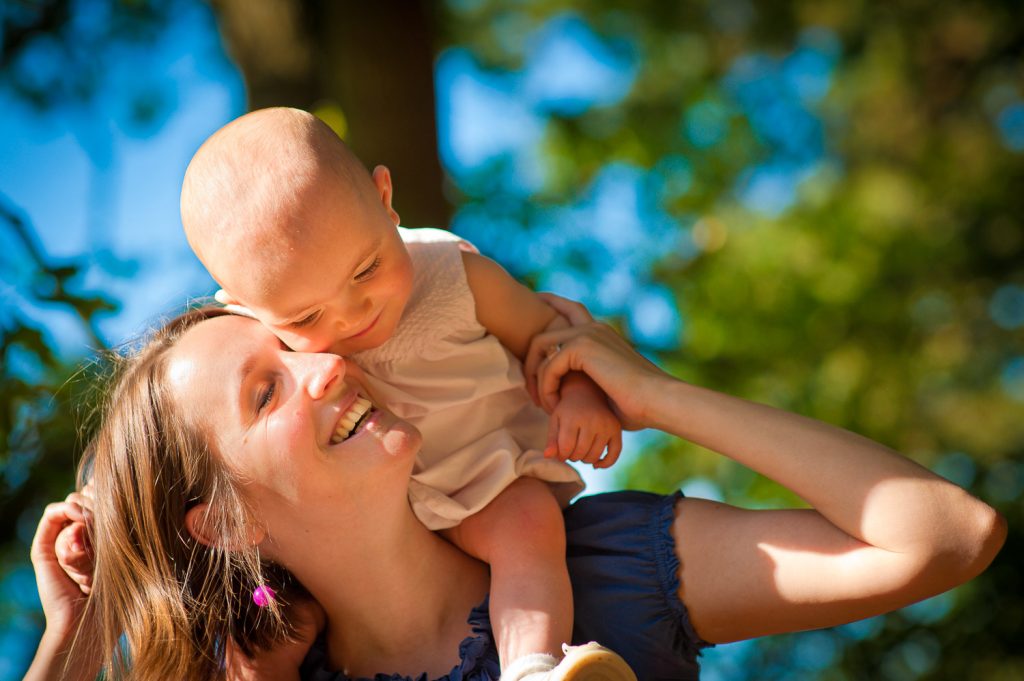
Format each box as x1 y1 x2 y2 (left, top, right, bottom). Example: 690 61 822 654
548 643 636 681
502 643 637 681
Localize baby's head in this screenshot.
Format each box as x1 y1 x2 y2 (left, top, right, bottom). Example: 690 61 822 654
181 107 413 355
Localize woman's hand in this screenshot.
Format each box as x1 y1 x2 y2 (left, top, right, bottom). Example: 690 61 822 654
31 499 91 635
226 597 326 681
24 497 101 681
525 293 668 431
54 488 95 596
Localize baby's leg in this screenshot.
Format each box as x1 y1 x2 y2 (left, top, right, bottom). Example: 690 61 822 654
442 476 571 668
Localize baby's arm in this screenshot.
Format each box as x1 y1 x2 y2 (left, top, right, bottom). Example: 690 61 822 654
461 251 623 467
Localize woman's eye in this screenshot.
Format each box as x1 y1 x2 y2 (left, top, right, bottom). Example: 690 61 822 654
257 383 276 412
355 256 381 281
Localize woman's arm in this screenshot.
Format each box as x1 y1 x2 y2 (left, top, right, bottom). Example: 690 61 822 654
528 294 1007 643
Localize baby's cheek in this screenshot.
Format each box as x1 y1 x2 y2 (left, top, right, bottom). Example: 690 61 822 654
277 331 318 353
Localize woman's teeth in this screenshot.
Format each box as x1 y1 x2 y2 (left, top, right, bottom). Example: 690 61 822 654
331 395 374 444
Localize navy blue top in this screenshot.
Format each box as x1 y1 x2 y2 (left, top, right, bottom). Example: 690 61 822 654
300 491 708 681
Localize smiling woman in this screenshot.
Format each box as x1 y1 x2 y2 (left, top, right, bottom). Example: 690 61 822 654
23 303 1006 681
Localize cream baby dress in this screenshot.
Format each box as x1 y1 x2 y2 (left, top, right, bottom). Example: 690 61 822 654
352 227 585 530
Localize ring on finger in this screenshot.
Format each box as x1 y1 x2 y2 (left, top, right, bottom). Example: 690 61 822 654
545 342 564 359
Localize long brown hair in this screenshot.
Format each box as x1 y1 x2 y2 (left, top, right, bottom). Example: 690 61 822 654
82 306 302 680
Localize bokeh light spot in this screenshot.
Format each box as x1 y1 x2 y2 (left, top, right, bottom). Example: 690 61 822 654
988 284 1024 329
932 452 977 488
1000 356 1024 402
996 102 1024 152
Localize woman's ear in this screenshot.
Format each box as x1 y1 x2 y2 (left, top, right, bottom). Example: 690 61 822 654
371 165 401 226
185 502 266 549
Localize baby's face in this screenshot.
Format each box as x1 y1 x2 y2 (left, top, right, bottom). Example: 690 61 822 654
223 173 414 357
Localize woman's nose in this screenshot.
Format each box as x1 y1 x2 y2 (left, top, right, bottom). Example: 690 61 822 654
286 353 346 399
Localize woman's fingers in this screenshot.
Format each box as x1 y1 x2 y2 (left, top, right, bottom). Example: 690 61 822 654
56 523 94 594
536 292 595 325
31 502 92 629
531 328 600 412
525 327 581 411
65 491 93 524
527 294 595 404
533 324 663 429
31 503 77 565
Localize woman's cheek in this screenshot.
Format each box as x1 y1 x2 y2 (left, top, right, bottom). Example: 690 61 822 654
277 410 311 451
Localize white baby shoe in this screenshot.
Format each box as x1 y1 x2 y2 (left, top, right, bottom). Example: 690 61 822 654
502 642 637 681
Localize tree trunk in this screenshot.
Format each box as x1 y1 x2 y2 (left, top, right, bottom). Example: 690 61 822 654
210 0 450 228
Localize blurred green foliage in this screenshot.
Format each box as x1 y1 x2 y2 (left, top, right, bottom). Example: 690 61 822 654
443 1 1023 679
0 197 113 670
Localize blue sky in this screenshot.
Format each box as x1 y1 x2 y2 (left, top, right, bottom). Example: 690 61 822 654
1 3 240 357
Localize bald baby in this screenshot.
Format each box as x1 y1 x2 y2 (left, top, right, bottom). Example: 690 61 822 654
179 106 412 356
181 107 387 301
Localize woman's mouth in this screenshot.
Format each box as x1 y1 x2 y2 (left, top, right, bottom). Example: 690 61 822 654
330 394 375 444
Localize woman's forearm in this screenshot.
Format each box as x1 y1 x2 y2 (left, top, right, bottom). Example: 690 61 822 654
648 374 1005 574
24 627 101 681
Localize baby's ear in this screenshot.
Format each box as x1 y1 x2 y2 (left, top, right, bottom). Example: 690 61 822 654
185 503 266 549
371 165 401 226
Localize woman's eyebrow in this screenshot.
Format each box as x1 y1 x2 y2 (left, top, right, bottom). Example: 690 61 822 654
236 353 260 412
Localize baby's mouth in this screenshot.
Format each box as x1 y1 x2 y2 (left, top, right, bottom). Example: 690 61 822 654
330 394 375 444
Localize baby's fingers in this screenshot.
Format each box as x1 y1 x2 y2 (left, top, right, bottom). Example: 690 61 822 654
582 434 606 466
536 293 594 325
559 423 582 461
545 413 561 458
596 433 623 469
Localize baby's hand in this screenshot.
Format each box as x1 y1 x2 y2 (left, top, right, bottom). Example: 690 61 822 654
544 374 623 468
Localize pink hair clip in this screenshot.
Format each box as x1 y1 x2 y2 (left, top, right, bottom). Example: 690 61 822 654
252 584 276 608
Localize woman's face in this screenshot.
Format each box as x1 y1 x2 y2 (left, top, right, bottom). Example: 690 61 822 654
165 314 421 532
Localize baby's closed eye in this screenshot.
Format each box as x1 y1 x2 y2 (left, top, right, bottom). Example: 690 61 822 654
291 311 322 328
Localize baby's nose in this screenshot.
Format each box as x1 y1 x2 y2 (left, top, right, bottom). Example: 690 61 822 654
338 297 373 329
